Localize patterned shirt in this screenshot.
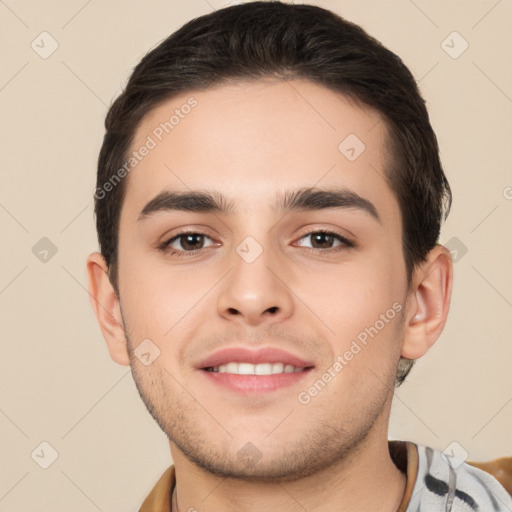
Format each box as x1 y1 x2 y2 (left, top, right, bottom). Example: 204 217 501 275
395 442 512 511
138 440 512 511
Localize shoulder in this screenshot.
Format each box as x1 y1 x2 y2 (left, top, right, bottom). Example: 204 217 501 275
138 465 175 512
409 443 512 511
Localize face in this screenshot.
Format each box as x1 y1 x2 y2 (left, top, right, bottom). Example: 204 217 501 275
116 79 409 481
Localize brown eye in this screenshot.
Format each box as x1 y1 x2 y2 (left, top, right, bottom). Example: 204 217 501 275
297 230 353 250
309 232 336 249
176 233 206 251
162 232 216 254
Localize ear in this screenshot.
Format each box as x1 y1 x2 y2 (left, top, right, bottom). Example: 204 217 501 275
401 244 453 359
86 252 130 366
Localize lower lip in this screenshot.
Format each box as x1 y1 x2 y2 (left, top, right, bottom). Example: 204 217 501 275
200 368 314 394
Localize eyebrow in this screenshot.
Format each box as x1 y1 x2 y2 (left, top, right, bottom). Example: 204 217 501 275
137 187 381 223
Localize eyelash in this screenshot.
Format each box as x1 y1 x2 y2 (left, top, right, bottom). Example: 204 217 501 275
159 229 355 257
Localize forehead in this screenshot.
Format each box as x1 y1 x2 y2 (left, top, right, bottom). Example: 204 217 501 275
123 79 398 224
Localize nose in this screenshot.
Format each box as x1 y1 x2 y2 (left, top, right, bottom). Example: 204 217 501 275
216 240 295 327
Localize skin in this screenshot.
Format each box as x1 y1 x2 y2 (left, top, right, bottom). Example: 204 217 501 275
87 79 453 511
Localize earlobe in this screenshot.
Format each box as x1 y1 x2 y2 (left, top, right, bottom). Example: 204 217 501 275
401 245 453 360
86 252 130 366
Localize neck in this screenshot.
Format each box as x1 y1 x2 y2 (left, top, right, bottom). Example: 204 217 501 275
169 431 406 512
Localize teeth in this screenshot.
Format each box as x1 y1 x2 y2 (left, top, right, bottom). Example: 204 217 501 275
210 362 306 375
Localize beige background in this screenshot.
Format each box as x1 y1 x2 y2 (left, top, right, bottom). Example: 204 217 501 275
0 0 511 509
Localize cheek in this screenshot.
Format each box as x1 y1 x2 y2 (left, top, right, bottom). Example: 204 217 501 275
297 252 405 337
119 250 215 347
295 251 406 391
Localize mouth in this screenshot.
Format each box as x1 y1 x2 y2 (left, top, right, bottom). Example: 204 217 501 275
200 364 314 393
197 346 315 393
204 362 312 375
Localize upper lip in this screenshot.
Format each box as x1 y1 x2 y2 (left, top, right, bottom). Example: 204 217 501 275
197 346 315 369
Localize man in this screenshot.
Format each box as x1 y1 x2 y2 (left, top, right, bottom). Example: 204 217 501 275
86 2 512 510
